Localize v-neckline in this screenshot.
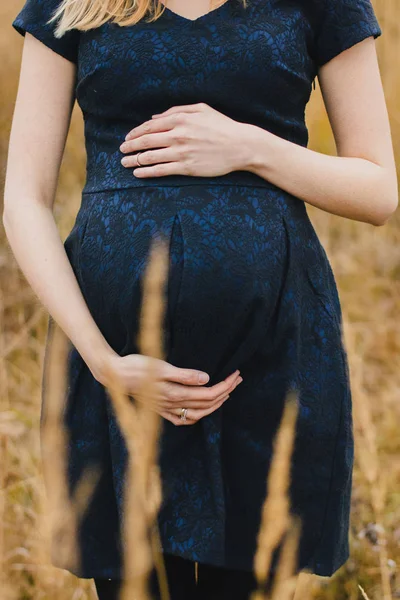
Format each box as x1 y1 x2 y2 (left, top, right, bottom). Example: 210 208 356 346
160 0 231 24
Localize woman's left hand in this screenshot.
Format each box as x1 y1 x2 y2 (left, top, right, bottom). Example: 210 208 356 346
119 102 251 178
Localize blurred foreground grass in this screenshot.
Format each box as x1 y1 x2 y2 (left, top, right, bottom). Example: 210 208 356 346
0 1 399 598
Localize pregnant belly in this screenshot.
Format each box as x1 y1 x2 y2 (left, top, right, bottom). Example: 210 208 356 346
63 184 298 374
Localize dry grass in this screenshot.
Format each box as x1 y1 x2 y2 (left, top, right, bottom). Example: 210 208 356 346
41 320 101 575
104 238 169 600
252 392 299 598
1 0 399 599
251 393 305 600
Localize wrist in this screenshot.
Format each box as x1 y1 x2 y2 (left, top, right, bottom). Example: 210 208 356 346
86 342 119 386
235 122 275 175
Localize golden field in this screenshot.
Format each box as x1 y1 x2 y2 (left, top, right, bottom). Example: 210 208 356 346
0 1 399 598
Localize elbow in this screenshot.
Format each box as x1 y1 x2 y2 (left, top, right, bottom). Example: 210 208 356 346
371 195 398 227
369 173 399 226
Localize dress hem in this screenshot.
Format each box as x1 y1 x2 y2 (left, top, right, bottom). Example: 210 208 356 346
54 547 350 581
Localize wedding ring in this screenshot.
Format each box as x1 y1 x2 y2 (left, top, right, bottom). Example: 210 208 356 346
179 408 188 422
136 151 144 166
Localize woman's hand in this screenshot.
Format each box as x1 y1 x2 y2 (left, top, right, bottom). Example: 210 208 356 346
100 353 243 426
119 102 251 178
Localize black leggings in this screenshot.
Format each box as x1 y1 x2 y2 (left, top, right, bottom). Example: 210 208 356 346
94 553 271 600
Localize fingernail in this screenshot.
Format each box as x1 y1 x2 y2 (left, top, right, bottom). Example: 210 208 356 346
237 377 243 384
198 373 209 384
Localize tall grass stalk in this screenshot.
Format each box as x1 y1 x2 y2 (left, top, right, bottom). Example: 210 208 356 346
104 236 169 600
269 514 302 600
251 391 299 600
41 322 80 574
41 321 101 579
359 583 372 600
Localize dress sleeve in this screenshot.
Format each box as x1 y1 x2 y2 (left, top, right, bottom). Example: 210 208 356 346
314 0 382 68
12 0 79 64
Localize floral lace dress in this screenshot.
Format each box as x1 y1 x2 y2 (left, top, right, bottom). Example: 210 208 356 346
12 0 382 580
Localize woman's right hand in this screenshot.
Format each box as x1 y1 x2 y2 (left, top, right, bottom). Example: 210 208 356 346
98 353 243 426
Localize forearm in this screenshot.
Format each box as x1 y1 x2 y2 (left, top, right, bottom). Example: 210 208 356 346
240 124 398 226
2 200 117 381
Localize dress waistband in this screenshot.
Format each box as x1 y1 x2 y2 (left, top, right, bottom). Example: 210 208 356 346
82 156 284 194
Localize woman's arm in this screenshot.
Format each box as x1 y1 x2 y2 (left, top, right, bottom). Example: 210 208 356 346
3 33 242 424
121 38 397 227
3 33 117 381
242 37 398 226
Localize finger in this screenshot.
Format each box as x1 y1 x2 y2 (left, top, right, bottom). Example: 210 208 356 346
163 389 230 426
120 131 173 154
172 375 243 410
166 369 241 404
121 148 177 169
173 371 242 405
161 408 196 427
196 394 229 419
159 410 184 426
206 376 242 407
171 406 203 426
162 364 241 388
124 113 182 141
133 162 187 178
151 103 207 119
179 393 229 424
161 364 214 386
142 400 192 426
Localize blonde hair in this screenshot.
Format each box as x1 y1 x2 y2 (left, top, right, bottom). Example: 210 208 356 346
49 0 246 37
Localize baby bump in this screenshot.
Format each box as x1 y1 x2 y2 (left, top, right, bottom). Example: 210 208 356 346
63 185 290 369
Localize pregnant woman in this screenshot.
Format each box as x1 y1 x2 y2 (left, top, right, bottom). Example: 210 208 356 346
4 0 397 598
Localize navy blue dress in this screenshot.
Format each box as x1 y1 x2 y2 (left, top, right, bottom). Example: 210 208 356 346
12 0 382 581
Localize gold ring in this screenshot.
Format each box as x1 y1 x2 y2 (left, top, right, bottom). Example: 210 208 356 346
136 151 144 166
179 408 188 422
